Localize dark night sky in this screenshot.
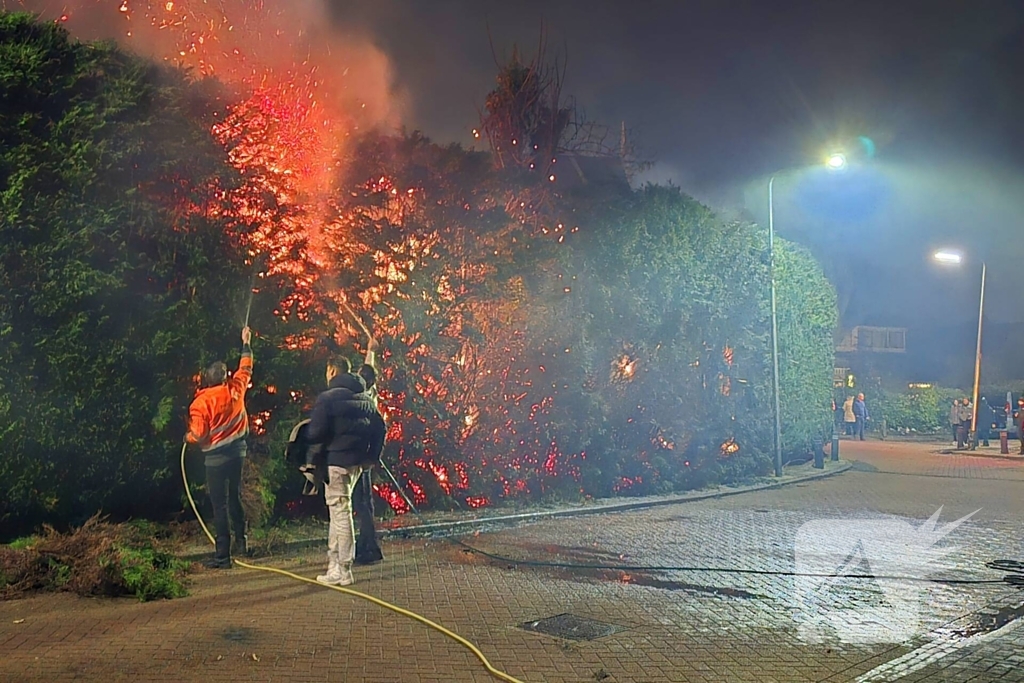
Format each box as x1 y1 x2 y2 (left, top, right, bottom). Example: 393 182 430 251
327 0 1024 327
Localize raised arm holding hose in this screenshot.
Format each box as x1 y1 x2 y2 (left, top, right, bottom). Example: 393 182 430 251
186 326 253 568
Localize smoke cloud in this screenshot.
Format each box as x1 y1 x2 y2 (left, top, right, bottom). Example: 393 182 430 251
4 0 408 134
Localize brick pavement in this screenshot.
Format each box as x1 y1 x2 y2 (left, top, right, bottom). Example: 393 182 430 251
2 439 1024 682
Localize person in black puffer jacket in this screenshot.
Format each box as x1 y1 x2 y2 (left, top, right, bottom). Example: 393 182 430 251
306 355 379 586
354 360 386 566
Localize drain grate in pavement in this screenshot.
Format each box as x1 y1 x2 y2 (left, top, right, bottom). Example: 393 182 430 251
520 613 624 641
220 627 256 642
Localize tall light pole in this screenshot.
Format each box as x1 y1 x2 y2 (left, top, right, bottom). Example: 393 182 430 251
768 152 847 477
934 249 986 449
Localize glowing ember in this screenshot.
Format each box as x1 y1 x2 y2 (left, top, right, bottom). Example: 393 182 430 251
405 479 427 506
653 432 675 450
612 353 638 382
251 410 272 435
372 483 411 514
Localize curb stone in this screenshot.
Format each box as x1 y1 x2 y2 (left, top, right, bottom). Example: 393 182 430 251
935 448 1024 462
379 460 853 538
183 460 852 560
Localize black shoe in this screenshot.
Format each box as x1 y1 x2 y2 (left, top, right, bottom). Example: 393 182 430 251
203 557 233 569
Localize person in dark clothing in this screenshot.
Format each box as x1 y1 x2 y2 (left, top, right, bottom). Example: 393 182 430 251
949 401 960 443
956 397 973 449
1016 396 1024 455
185 326 253 569
853 393 869 441
977 397 994 447
354 354 386 566
306 356 379 586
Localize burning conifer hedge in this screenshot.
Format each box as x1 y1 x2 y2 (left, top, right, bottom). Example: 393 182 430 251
0 13 837 536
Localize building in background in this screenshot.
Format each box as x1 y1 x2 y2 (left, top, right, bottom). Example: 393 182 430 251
835 321 1024 393
834 326 907 390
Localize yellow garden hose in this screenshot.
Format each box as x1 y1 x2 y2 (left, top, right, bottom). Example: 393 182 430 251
180 444 525 683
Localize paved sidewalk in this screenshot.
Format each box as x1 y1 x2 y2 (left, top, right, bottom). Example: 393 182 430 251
3 440 1023 682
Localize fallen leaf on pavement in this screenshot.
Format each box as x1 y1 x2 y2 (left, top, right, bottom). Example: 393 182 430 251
13 619 25 624
251 653 259 662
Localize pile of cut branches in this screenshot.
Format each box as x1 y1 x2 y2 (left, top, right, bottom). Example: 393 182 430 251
0 515 193 601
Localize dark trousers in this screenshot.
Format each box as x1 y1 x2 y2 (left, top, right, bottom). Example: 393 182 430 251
206 457 246 560
855 417 866 440
353 469 382 561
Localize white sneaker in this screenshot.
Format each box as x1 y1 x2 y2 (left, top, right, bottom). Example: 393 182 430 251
316 569 354 586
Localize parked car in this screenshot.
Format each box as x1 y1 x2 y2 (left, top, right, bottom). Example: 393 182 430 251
986 392 1021 438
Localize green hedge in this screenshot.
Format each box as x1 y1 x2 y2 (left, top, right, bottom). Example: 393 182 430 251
873 385 965 433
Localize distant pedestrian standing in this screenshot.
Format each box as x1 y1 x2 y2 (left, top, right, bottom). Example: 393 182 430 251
948 401 960 443
956 397 972 449
843 396 856 436
977 397 993 447
186 326 253 569
853 393 869 441
1016 396 1024 455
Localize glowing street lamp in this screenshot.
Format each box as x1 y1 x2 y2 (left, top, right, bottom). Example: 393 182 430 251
934 249 986 449
933 250 963 265
767 152 849 476
826 153 847 170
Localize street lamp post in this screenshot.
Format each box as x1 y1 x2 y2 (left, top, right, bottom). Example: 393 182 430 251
767 176 783 477
970 263 987 448
767 153 846 477
934 250 987 449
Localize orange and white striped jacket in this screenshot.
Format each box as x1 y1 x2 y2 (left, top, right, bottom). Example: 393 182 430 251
186 347 253 453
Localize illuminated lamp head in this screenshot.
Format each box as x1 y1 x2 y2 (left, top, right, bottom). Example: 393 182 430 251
325 356 351 385
204 361 228 387
826 152 847 170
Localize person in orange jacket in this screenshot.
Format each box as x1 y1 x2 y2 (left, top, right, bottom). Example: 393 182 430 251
186 326 253 568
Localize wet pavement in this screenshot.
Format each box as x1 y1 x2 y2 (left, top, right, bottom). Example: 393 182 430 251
2 440 1024 682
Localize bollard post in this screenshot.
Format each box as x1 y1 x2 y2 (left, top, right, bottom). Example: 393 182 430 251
831 426 840 461
813 438 825 469
1000 430 1009 455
